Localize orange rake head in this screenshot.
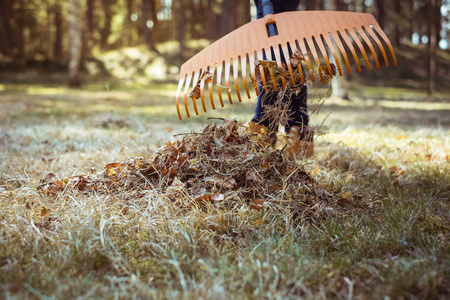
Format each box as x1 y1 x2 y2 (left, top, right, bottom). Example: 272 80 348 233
175 11 397 120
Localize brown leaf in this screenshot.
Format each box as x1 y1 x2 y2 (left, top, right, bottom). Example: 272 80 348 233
212 176 236 190
337 197 351 206
249 199 265 210
40 207 49 217
189 70 214 100
188 84 201 99
246 170 262 183
223 119 238 132
269 184 283 190
289 50 305 66
200 70 214 84
162 167 177 179
74 176 90 191
105 162 122 169
193 194 213 203
203 122 217 133
45 173 56 181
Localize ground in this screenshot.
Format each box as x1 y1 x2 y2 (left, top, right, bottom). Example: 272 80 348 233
0 76 449 299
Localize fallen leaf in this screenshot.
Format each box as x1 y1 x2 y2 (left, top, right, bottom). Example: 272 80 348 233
289 50 305 66
193 194 213 203
189 70 214 100
188 85 201 99
40 207 48 217
337 197 351 205
107 168 117 176
249 199 265 210
246 170 262 183
212 176 236 190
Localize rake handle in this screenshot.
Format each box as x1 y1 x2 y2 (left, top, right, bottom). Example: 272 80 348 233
261 0 278 36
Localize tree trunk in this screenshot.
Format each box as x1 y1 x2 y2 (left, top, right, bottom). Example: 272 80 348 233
220 0 229 37
17 0 25 58
100 0 113 50
205 0 217 40
141 0 154 51
68 0 83 87
149 0 160 43
86 0 94 35
427 0 440 95
177 1 186 60
53 4 63 60
334 0 344 11
242 0 251 24
304 0 316 11
124 0 133 46
394 0 402 47
0 0 13 56
374 0 385 29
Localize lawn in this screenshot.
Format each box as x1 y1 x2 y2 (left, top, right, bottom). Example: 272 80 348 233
0 79 449 299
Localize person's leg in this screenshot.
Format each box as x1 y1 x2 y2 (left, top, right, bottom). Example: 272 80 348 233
285 85 309 133
283 85 314 158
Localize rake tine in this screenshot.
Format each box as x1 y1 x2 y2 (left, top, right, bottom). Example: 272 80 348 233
370 24 397 66
272 45 287 88
297 63 306 84
330 32 352 74
259 64 269 93
208 66 215 110
192 70 200 88
363 26 389 66
183 73 193 118
199 75 207 113
248 52 259 96
313 35 333 77
305 37 320 67
264 47 278 91
257 51 269 93
191 71 201 115
348 29 371 70
233 58 242 102
224 61 233 104
268 65 278 91
322 34 343 76
291 40 306 84
339 30 362 72
297 39 315 82
373 24 397 65
357 27 380 68
175 76 185 120
216 63 225 107
281 44 296 86
240 55 251 99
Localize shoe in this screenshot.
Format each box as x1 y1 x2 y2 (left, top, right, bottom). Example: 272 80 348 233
248 121 277 147
284 126 314 159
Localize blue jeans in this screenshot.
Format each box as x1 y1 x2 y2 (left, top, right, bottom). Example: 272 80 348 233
251 0 308 133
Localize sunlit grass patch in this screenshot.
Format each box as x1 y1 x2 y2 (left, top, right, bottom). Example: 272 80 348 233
0 83 449 298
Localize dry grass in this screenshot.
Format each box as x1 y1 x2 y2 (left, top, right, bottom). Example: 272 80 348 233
0 82 449 299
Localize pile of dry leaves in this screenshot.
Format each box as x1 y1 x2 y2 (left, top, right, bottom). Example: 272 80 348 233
39 119 339 215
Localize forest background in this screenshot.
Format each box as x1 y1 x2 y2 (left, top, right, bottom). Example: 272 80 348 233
0 0 449 96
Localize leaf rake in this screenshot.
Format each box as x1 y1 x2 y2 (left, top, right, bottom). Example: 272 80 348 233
175 5 397 120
